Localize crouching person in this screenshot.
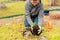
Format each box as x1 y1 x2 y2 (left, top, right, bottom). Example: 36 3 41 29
23 0 44 36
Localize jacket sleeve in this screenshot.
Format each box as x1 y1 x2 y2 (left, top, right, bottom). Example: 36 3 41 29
38 3 44 26
25 2 33 26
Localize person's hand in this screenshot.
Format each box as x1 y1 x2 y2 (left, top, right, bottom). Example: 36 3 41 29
31 25 33 30
38 26 42 34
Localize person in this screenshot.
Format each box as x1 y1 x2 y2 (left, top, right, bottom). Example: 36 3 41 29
24 0 44 36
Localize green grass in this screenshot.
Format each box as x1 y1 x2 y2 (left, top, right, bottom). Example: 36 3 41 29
0 23 60 40
0 0 6 2
0 1 25 17
0 14 60 39
41 26 60 40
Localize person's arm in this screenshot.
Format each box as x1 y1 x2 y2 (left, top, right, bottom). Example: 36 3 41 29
38 3 44 27
25 2 33 27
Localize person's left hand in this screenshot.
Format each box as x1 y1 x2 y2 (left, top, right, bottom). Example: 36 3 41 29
38 26 42 34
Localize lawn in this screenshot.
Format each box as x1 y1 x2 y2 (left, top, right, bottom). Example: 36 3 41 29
0 23 60 40
0 1 25 17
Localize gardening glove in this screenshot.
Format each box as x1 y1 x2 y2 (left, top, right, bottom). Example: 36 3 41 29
31 25 33 30
38 26 42 34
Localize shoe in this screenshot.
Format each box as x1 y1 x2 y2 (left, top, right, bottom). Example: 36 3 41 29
23 30 31 37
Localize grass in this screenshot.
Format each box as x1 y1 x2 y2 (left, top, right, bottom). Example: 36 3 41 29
0 1 25 17
41 26 60 40
0 23 60 40
0 0 6 2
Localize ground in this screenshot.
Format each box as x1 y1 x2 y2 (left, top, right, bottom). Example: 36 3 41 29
0 1 60 40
